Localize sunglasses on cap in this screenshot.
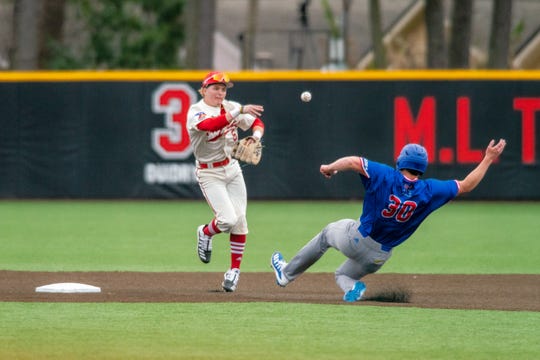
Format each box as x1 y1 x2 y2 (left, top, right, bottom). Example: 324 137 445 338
202 71 234 88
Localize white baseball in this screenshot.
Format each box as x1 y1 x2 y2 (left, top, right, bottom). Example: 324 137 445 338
301 91 312 102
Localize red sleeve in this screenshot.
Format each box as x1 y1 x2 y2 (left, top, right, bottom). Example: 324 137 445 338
196 115 229 131
251 118 264 130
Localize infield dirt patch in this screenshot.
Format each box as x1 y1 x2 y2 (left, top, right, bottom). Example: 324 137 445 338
1 271 538 311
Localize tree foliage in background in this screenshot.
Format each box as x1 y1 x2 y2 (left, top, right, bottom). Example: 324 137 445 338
321 0 340 39
48 0 185 69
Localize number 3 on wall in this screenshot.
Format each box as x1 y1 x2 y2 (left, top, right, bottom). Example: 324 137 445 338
151 83 198 160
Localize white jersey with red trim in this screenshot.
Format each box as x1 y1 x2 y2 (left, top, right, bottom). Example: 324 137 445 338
187 99 256 164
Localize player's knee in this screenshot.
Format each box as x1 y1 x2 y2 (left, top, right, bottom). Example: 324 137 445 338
217 214 241 232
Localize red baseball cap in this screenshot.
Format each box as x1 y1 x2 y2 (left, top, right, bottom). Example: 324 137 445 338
201 71 234 88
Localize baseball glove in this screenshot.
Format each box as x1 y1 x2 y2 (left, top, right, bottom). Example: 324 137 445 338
232 136 263 165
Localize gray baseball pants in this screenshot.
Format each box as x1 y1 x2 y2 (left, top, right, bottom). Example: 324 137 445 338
283 219 393 292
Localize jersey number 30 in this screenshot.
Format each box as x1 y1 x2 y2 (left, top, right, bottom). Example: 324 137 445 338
381 195 417 222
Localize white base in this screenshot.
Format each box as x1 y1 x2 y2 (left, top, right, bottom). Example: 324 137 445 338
35 282 101 293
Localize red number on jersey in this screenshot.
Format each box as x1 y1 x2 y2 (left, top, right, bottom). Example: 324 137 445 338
381 195 417 222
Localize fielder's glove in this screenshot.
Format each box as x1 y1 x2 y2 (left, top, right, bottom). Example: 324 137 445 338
232 136 263 165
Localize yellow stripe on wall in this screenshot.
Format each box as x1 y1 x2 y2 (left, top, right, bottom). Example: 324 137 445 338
0 69 539 82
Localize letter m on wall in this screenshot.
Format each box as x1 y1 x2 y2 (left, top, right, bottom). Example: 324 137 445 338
394 97 436 162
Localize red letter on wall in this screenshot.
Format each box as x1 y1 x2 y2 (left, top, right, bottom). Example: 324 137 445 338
456 97 483 163
514 98 540 164
394 97 436 161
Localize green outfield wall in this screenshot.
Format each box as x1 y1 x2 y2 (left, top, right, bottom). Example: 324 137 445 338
0 70 538 199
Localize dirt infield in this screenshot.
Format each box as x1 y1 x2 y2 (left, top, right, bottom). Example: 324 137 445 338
1 271 538 311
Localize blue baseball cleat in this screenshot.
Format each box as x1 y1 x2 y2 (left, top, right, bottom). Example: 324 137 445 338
270 251 289 287
343 281 366 302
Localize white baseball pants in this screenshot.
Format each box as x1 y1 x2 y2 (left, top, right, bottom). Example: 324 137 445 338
196 161 248 235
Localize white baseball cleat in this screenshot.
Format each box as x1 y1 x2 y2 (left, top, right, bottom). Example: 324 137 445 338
222 268 240 292
197 225 212 264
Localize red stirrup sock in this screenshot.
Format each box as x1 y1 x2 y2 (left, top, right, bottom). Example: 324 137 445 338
204 218 221 236
229 234 246 269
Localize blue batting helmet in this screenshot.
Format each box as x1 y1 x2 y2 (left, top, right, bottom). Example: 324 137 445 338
396 143 428 174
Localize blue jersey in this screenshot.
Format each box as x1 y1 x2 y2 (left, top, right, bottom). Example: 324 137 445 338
358 158 459 249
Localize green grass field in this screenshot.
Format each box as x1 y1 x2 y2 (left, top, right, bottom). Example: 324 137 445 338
1 200 539 359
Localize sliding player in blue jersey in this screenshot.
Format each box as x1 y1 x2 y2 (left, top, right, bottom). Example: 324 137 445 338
271 139 506 302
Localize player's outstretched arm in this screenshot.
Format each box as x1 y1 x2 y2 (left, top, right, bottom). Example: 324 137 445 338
457 139 506 195
320 156 365 178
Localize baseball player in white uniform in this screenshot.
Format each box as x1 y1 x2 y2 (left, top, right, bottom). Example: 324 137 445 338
187 71 265 292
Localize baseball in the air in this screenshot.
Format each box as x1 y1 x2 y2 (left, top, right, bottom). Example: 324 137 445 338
300 91 312 102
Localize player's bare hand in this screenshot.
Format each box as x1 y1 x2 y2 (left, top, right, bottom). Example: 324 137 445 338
320 165 338 178
242 104 264 117
485 138 506 161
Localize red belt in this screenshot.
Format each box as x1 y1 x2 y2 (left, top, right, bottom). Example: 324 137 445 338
198 158 230 169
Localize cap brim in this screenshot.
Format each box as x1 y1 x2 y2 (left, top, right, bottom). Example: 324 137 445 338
204 81 234 89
